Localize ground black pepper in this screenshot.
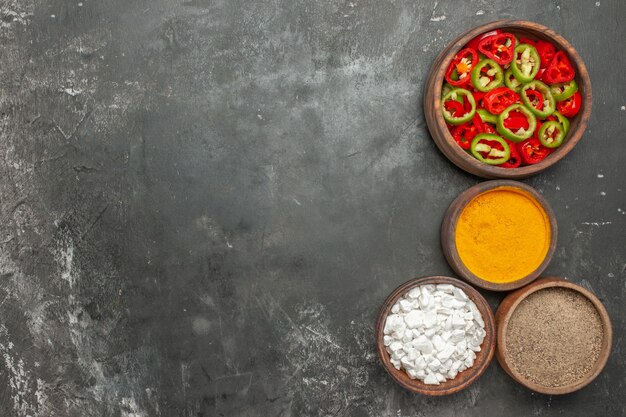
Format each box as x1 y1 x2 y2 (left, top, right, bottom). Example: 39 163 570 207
505 287 604 387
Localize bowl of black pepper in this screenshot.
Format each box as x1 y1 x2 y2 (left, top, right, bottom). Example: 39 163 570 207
495 277 612 395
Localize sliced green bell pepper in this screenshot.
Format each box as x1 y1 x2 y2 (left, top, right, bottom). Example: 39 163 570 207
470 134 511 165
496 104 537 142
551 110 570 135
442 82 454 98
471 59 503 92
538 120 565 148
521 80 555 119
550 80 578 101
477 109 497 125
441 88 476 125
504 68 522 92
511 44 540 83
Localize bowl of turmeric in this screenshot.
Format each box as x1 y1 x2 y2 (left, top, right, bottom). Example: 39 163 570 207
441 180 557 291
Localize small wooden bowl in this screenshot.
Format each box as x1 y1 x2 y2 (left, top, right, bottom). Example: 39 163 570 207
495 277 612 395
424 20 592 179
375 276 496 395
441 180 557 291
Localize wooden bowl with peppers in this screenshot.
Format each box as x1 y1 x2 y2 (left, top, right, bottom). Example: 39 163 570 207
424 20 591 179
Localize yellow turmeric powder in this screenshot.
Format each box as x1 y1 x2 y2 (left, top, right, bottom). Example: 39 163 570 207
455 187 550 283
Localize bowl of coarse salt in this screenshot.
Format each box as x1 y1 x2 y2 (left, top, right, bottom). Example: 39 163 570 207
376 276 496 395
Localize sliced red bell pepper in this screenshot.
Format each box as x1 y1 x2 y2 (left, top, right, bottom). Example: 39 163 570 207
501 139 522 168
445 48 479 87
536 68 547 82
463 94 474 113
532 120 543 140
482 123 496 134
478 33 516 65
556 91 582 117
543 51 575 84
468 29 502 51
519 37 537 47
472 90 486 108
444 99 465 117
483 87 520 115
451 114 484 149
517 138 552 164
535 40 556 69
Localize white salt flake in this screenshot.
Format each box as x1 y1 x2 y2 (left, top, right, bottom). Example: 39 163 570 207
399 299 413 312
424 311 438 328
424 372 439 385
404 310 424 329
437 284 455 293
407 287 421 299
413 335 433 354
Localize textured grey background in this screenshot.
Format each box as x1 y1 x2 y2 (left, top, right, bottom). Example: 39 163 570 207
0 0 624 416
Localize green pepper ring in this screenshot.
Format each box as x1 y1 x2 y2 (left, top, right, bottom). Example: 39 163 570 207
538 120 565 148
470 133 511 165
552 110 570 135
441 88 476 126
504 68 522 92
550 80 578 101
520 80 556 119
510 44 540 84
471 59 504 92
496 104 537 142
441 82 454 98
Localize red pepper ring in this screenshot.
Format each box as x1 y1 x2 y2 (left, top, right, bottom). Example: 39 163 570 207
483 87 521 115
501 139 522 168
472 90 486 108
478 33 516 65
544 51 575 84
535 40 556 69
451 114 484 150
556 91 582 117
467 29 503 51
532 120 543 140
518 37 537 47
444 100 465 117
517 138 553 165
523 88 545 111
445 48 479 87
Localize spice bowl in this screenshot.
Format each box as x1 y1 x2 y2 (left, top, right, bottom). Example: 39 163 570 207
496 277 612 394
375 276 496 396
441 180 557 291
424 19 592 179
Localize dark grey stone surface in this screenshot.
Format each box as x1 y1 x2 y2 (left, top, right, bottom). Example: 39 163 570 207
0 0 624 415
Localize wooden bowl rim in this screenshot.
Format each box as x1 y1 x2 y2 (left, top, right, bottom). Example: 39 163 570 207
441 180 557 291
495 277 613 395
375 276 496 396
425 19 592 179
